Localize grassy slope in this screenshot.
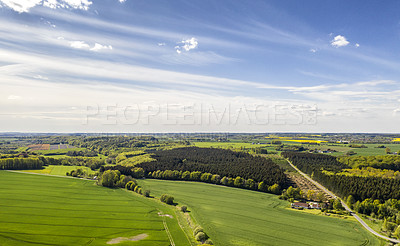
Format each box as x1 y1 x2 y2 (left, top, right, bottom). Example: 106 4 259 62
139 179 381 246
0 171 189 246
21 165 95 176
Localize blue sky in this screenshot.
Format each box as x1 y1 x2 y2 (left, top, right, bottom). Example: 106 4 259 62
1 0 400 133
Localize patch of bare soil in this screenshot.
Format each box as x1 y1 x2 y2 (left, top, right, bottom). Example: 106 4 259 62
287 173 334 200
158 212 173 218
106 234 148 244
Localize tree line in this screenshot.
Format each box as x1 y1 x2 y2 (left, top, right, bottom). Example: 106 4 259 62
148 169 281 194
0 157 43 170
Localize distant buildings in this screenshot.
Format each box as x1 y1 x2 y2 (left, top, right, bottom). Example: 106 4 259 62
291 202 310 209
291 202 321 210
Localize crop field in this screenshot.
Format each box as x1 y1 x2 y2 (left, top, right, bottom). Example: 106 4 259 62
27 144 50 151
139 179 381 246
33 147 86 156
315 143 400 156
21 165 95 176
192 141 258 149
0 171 189 246
193 141 400 157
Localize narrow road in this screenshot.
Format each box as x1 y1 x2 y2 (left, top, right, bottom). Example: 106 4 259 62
286 159 400 244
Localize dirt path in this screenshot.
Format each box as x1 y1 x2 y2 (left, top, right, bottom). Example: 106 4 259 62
286 159 400 244
158 210 175 246
107 234 148 244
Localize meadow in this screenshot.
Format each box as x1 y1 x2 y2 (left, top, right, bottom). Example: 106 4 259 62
21 165 95 176
0 171 189 246
193 141 400 157
139 179 381 246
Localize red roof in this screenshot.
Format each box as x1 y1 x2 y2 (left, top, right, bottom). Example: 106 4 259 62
292 202 309 207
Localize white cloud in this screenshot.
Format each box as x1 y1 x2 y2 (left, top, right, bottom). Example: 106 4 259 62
43 0 92 10
355 43 360 48
0 0 41 13
158 42 166 46
69 41 112 51
175 37 198 53
309 48 317 53
331 35 349 48
119 0 126 2
7 95 21 100
69 40 90 49
0 0 92 12
182 37 198 51
90 43 113 51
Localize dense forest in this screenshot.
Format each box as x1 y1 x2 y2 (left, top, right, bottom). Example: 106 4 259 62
135 147 289 188
282 152 400 201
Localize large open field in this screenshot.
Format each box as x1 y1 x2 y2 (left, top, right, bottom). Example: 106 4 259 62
193 141 400 157
0 171 189 246
139 179 381 246
21 165 95 176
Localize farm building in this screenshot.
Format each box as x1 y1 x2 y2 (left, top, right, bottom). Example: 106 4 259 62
291 202 309 209
309 202 321 209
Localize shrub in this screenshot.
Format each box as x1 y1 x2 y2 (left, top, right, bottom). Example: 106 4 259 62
143 190 150 197
125 181 134 190
195 232 207 241
204 239 214 245
165 196 174 205
181 205 187 212
193 226 203 236
160 194 174 205
160 194 168 203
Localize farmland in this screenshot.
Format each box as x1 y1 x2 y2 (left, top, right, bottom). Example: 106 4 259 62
21 165 95 176
0 171 189 246
193 140 400 157
139 179 381 246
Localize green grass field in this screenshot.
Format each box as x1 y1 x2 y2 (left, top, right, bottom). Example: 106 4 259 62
193 141 400 157
21 165 95 176
35 148 84 154
0 171 189 246
193 141 257 149
139 179 381 246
